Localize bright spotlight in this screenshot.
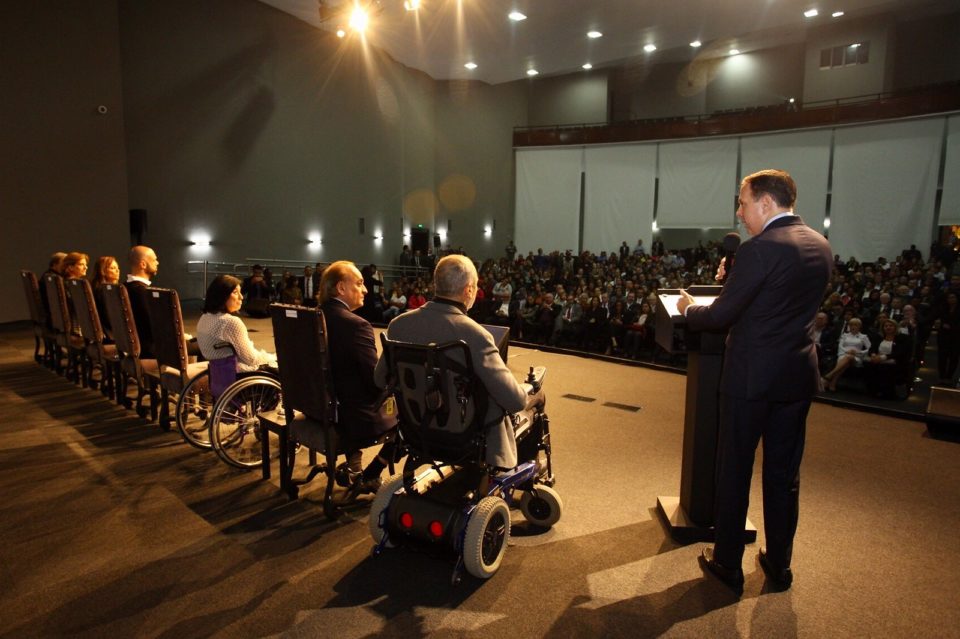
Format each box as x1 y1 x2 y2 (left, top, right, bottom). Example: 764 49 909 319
729 48 740 56
508 11 527 22
526 68 539 76
403 0 420 10
643 44 657 53
349 6 369 32
336 27 346 38
804 8 819 18
690 40 702 48
464 62 477 70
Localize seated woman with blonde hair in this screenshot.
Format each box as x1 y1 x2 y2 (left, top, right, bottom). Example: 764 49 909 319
196 275 276 372
821 317 870 392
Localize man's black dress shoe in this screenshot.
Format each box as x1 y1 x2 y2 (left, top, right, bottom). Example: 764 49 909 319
699 547 745 594
758 548 793 590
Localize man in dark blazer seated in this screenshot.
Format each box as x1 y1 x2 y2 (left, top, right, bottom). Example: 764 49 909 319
319 260 398 494
124 245 160 358
677 170 832 593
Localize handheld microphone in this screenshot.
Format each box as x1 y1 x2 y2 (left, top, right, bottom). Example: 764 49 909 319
722 232 741 283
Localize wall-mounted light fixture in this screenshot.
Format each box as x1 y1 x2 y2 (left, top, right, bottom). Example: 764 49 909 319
308 232 323 250
189 232 212 247
483 224 492 237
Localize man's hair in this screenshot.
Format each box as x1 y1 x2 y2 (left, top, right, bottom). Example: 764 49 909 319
434 255 475 298
320 260 356 304
742 169 797 209
49 252 66 271
203 274 242 314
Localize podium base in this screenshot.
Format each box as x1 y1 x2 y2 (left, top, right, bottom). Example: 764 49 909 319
656 495 757 545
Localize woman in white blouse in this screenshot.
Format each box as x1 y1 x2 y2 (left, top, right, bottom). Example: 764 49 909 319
197 275 277 372
821 317 870 391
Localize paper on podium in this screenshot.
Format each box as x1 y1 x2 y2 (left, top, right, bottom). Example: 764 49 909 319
660 294 719 318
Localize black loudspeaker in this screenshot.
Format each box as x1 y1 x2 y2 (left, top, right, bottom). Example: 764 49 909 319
925 386 960 441
129 209 147 245
410 228 430 254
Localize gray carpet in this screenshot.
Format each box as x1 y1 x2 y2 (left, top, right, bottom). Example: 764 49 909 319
0 319 958 638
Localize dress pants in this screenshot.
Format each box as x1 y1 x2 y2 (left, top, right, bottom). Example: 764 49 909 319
713 395 810 570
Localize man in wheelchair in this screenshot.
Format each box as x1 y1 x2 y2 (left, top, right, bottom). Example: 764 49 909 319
372 255 559 581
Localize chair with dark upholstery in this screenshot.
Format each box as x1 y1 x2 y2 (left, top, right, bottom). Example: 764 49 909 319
67 277 120 400
42 273 85 383
260 303 392 520
144 287 208 432
101 283 160 419
19 270 54 367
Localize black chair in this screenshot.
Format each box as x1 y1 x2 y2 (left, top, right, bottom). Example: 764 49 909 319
19 270 54 367
67 278 120 400
145 287 208 432
42 273 85 382
101 283 159 419
260 303 392 519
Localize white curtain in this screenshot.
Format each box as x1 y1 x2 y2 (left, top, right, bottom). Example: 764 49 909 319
740 129 833 234
583 144 657 254
657 138 738 229
940 115 960 226
830 119 943 261
514 148 583 256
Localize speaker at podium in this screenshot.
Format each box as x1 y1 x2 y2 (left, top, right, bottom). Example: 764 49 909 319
654 286 757 544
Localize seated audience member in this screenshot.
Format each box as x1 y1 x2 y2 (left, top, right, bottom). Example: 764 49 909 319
864 318 910 398
320 261 400 494
382 282 406 321
125 245 160 358
196 275 276 371
241 265 272 318
375 254 538 470
821 318 871 391
605 299 627 355
623 300 654 358
62 252 90 332
92 255 121 338
812 311 838 374
279 274 303 305
406 286 427 311
552 293 584 346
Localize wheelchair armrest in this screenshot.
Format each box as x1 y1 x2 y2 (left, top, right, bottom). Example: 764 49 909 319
526 366 546 393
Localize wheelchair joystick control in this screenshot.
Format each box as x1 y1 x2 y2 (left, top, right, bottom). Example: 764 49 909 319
527 367 535 383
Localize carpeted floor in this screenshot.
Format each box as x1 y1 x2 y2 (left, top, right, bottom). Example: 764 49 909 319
0 318 958 638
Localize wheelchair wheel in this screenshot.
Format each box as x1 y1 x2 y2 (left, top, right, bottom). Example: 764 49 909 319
463 496 510 579
175 370 213 450
369 473 405 547
210 375 281 469
519 484 562 528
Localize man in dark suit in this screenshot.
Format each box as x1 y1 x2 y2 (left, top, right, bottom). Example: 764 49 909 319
124 245 159 358
320 260 398 494
678 170 832 593
298 265 320 307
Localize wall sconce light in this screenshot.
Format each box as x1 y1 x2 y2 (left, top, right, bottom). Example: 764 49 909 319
823 218 831 230
189 233 212 247
373 232 384 241
308 232 323 244
483 224 492 237
651 220 659 232
438 229 447 242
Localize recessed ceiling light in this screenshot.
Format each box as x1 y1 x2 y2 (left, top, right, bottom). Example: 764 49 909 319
508 11 526 22
789 98 796 103
582 63 593 70
643 44 657 53
804 9 819 18
403 0 420 10
729 48 740 56
527 68 539 76
587 30 603 39
336 27 346 38
464 62 477 70
832 10 844 17
690 40 702 48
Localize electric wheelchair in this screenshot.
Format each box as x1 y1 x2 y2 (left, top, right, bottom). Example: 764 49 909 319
369 337 561 583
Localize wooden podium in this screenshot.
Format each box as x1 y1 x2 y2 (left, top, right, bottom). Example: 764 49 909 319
654 286 756 544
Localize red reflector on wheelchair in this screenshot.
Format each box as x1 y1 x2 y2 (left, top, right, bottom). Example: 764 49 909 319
400 512 414 529
428 520 444 538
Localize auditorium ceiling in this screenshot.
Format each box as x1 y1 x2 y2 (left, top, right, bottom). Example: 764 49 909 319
258 0 957 84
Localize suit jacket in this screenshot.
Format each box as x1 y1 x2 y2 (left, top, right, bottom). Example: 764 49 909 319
685 216 832 402
321 299 394 443
374 300 527 468
124 279 154 358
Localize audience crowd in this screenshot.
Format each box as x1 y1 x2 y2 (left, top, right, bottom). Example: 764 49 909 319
32 237 960 402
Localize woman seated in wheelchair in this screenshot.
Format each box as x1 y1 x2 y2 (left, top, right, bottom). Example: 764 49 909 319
197 275 277 371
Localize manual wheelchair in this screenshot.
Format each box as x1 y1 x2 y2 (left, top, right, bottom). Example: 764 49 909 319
369 337 561 583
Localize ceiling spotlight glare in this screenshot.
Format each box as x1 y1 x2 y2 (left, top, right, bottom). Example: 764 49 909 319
789 97 796 103
508 11 526 22
643 43 657 53
804 8 819 18
729 48 740 56
582 62 593 70
587 30 603 39
336 27 346 38
527 68 539 76
832 10 844 17
464 62 477 70
689 40 702 48
349 6 369 32
403 0 420 10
